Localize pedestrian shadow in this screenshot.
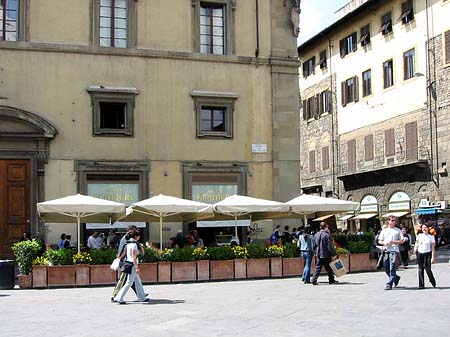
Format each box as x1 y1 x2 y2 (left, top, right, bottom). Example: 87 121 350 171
142 299 185 305
394 286 450 290
312 281 365 285
0 294 10 297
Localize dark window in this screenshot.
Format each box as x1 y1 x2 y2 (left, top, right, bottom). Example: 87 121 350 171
341 76 359 106
319 49 327 69
339 32 357 57
403 48 415 80
309 150 316 173
0 0 18 41
302 56 316 77
385 128 395 157
360 24 371 47
445 30 450 65
381 12 392 35
201 107 225 132
322 146 329 170
88 86 138 137
200 2 225 55
319 90 330 114
364 134 374 161
348 139 356 172
399 0 414 24
302 96 316 120
362 69 372 97
383 59 394 89
99 0 128 48
405 121 418 160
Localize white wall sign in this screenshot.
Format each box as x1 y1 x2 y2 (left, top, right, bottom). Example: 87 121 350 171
252 144 268 153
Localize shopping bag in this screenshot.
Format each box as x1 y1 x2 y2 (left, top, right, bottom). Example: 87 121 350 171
110 258 121 271
329 258 347 277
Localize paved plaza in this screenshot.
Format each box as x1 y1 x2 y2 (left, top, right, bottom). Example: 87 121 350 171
2 251 450 337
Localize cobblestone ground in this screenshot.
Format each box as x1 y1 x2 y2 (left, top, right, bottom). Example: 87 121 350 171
2 250 450 337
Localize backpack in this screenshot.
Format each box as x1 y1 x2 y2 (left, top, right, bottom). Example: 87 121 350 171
270 233 277 245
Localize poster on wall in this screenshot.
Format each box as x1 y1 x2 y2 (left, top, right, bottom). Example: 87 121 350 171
86 182 145 228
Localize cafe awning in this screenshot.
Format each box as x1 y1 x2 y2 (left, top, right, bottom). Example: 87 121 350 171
312 214 335 222
381 211 409 218
352 213 377 220
416 207 441 215
338 214 354 221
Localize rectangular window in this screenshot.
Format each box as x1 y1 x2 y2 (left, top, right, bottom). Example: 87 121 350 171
309 150 316 173
302 97 316 120
200 2 225 55
360 24 371 47
319 49 327 69
383 59 394 89
339 32 357 57
322 146 329 170
0 0 18 41
381 12 392 35
385 128 395 157
399 0 414 24
201 107 225 132
405 121 418 160
362 69 372 97
364 134 374 161
99 0 128 48
302 56 316 77
403 48 415 80
348 139 356 172
341 76 359 106
445 30 450 65
319 90 330 114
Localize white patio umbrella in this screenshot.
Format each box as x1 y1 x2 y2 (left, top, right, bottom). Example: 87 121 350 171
118 194 214 249
212 194 291 239
37 194 126 253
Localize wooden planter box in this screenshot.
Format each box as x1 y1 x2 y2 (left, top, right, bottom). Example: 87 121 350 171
247 258 270 278
210 260 234 281
282 257 302 277
158 261 171 283
196 260 210 281
48 265 76 287
139 262 158 283
32 265 47 288
234 259 247 279
349 253 370 272
270 257 282 277
171 261 197 282
89 265 116 285
75 264 90 286
18 274 32 288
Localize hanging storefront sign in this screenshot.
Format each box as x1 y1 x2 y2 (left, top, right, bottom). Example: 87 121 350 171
388 191 410 211
360 195 378 213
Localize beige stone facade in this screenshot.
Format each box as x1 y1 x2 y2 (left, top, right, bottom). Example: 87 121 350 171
0 0 300 253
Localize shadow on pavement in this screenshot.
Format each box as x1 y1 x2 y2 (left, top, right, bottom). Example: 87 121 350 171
0 294 10 297
145 299 186 305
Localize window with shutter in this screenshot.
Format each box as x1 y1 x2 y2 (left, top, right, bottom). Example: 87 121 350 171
302 100 307 120
399 0 414 24
362 69 372 97
405 121 418 160
339 32 357 57
365 134 374 161
360 24 371 47
385 128 395 157
322 146 330 170
319 49 327 68
403 48 415 80
353 76 359 102
309 150 316 173
381 12 392 35
341 81 347 106
348 139 356 172
383 59 394 89
320 90 330 114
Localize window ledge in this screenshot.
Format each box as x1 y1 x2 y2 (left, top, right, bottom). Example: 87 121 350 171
87 85 139 95
190 90 238 99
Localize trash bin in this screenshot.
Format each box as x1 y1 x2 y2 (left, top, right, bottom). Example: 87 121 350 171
0 260 16 289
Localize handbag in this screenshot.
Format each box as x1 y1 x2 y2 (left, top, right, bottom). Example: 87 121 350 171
120 261 134 274
376 251 385 270
110 258 121 271
329 258 347 277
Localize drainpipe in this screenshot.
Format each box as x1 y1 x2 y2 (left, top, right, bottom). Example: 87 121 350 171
255 0 260 57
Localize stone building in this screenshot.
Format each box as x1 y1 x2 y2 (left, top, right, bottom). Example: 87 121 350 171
0 0 300 257
298 0 450 232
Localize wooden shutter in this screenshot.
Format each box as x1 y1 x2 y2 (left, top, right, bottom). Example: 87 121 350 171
364 134 374 161
322 146 330 170
302 63 308 77
309 150 316 173
385 128 395 157
353 76 359 102
351 32 357 52
445 30 450 65
405 121 418 160
339 39 345 57
341 81 347 106
302 100 307 120
347 139 356 172
315 94 321 116
312 56 316 74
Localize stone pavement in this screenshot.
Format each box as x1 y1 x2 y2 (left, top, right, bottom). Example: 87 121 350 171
2 251 450 337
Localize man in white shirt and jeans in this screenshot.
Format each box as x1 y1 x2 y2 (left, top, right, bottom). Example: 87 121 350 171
377 216 404 290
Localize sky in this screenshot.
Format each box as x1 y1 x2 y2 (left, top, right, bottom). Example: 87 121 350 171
298 0 350 45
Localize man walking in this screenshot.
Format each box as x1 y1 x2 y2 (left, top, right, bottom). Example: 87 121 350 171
377 216 404 290
311 222 337 285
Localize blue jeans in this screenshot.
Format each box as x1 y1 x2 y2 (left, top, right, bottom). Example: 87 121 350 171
114 266 147 302
383 252 400 287
302 251 313 283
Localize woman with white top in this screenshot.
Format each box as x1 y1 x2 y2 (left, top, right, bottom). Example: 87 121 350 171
113 229 149 304
414 224 436 289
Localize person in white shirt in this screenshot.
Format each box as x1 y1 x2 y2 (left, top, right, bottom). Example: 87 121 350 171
87 231 101 249
377 216 404 290
414 223 436 289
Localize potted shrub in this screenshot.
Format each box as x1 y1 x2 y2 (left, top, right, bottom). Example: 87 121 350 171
246 244 270 279
193 247 210 281
282 243 302 277
140 247 159 283
89 248 117 285
266 244 283 277
73 252 92 286
32 255 49 288
157 248 172 283
46 249 75 287
232 246 248 279
208 246 235 280
170 247 197 282
347 241 370 272
11 239 41 288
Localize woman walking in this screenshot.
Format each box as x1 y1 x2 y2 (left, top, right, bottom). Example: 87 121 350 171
399 228 410 268
298 229 314 283
414 224 436 289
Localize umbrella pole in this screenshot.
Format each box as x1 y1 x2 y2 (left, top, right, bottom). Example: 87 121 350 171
303 214 307 228
160 216 163 250
77 214 81 254
234 213 238 240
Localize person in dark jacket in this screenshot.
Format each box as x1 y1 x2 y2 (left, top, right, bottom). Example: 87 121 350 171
311 222 337 285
